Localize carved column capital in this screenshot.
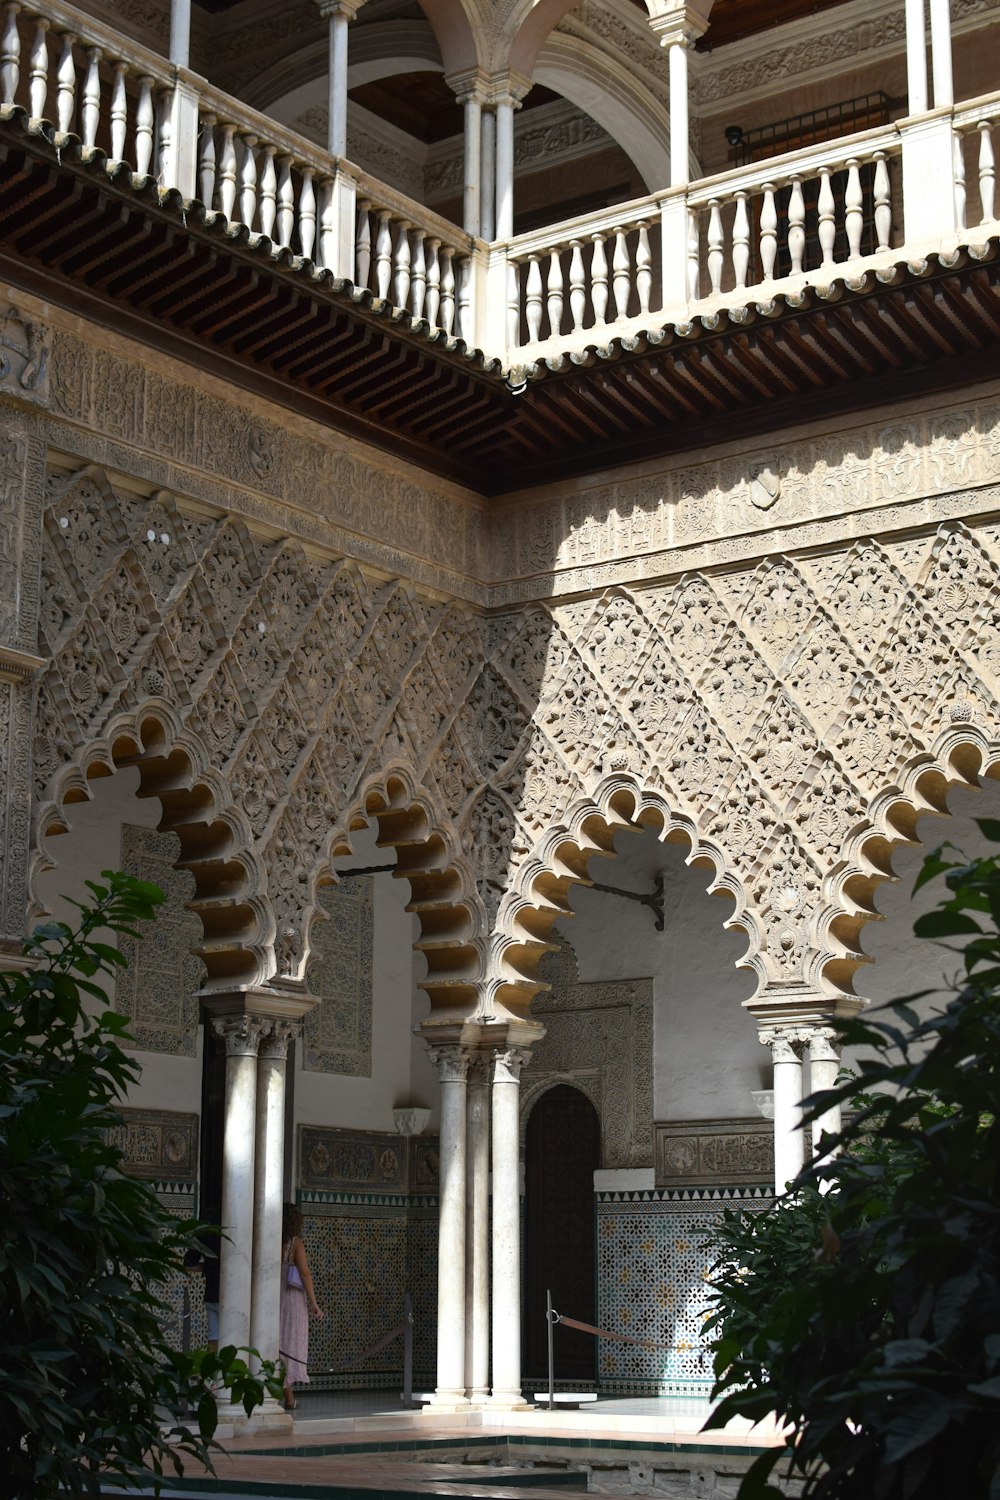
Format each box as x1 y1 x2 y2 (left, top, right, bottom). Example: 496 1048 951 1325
759 1026 803 1064
259 1018 301 1059
211 1013 268 1057
805 1025 841 1064
492 1045 532 1084
428 1043 473 1082
315 0 361 19
466 1051 493 1086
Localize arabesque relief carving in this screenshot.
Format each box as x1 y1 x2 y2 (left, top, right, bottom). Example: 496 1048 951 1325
13 325 1000 1026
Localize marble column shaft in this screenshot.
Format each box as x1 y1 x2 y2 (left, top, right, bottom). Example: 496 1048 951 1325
763 1028 806 1193
213 1014 267 1352
668 36 690 188
494 96 515 241
808 1027 842 1157
480 110 496 242
464 1054 491 1402
428 1044 470 1406
249 1021 298 1370
490 1045 530 1407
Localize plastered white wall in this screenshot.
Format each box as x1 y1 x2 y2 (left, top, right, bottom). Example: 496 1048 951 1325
291 821 439 1138
34 767 205 1115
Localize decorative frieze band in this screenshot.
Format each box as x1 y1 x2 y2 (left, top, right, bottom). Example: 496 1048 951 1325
655 1117 774 1187
106 1107 200 1182
299 1124 440 1193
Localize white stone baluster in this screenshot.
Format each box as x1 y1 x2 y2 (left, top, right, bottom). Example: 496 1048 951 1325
979 122 996 225
28 17 48 122
55 32 75 136
873 151 891 249
156 86 173 185
374 209 392 299
787 174 805 273
506 261 519 350
0 4 21 107
275 154 294 248
612 227 630 319
393 221 411 310
525 255 542 342
845 158 864 257
109 60 127 163
707 199 723 292
636 222 652 314
238 134 258 229
591 233 608 324
410 230 426 319
817 166 835 268
732 189 750 288
546 248 563 336
197 115 217 208
569 239 586 330
687 206 700 299
354 199 371 286
457 256 472 343
298 167 316 261
81 46 100 151
760 182 777 281
440 247 455 335
425 238 440 328
258 145 277 240
318 176 335 270
953 130 967 230
135 77 155 179
216 122 236 220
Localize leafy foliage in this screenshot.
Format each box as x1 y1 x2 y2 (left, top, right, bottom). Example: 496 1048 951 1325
703 821 1000 1499
0 871 280 1498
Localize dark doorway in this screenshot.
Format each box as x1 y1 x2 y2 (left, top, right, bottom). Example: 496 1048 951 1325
523 1084 601 1384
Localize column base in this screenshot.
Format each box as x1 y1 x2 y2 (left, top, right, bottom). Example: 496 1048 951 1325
213 1395 293 1437
488 1391 536 1411
424 1389 471 1413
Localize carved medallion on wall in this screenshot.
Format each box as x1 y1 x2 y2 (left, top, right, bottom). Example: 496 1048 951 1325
116 825 203 1056
521 942 653 1169
655 1117 773 1187
107 1107 199 1182
300 1125 412 1193
303 876 374 1076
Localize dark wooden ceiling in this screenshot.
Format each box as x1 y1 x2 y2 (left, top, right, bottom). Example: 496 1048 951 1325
349 74 560 146
2 109 998 498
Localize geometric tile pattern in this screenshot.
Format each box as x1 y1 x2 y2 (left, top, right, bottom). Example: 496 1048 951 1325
595 1188 771 1395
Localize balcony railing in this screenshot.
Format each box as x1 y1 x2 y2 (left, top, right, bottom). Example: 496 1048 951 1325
1 0 998 372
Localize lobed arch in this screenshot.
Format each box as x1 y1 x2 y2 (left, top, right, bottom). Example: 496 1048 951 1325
488 773 759 1021
811 722 1000 1005
298 762 486 1026
30 700 271 991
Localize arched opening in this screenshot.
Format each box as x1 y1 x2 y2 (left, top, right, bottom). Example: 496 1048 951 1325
523 1083 601 1386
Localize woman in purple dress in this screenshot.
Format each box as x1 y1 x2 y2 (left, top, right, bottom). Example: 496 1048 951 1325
279 1202 323 1410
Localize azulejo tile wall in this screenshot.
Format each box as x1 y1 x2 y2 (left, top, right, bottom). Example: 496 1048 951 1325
596 1186 772 1396
299 1125 438 1390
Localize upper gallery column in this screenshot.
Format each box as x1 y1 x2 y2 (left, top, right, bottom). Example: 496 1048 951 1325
169 0 191 68
448 69 487 239
648 3 711 187
426 1041 472 1408
491 75 530 241
317 0 361 157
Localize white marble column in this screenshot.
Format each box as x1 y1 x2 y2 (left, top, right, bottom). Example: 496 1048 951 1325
318 0 357 158
464 1054 491 1402
905 0 929 114
490 1045 531 1408
455 84 484 239
668 29 691 188
212 1014 267 1352
494 94 516 241
761 1028 805 1193
249 1020 298 1372
169 0 191 68
808 1026 842 1157
428 1044 471 1408
929 0 954 108
480 109 497 242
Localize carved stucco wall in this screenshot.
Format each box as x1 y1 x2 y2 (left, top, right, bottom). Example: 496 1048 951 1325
10 311 1000 1028
117 825 204 1057
521 942 653 1169
303 877 375 1077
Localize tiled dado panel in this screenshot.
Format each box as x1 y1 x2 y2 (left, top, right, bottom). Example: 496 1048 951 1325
596 1187 772 1397
299 1125 439 1390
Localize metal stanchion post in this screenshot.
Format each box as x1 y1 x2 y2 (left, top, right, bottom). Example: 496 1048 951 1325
403 1290 414 1406
546 1288 554 1411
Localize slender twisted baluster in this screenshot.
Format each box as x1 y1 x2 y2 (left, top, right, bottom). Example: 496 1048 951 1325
393 221 411 309
612 227 630 318
760 183 777 281
198 114 217 208
354 200 371 286
425 238 440 327
156 86 173 184
135 77 155 178
546 248 563 335
636 222 652 313
81 45 101 150
217 122 237 219
410 230 426 319
787 174 805 273
732 190 749 288
953 130 967 231
978 122 996 226
275 154 294 248
525 255 542 341
0 5 21 106
845 158 864 257
873 151 891 249
109 60 127 162
591 233 608 325
28 17 48 121
457 256 471 342
56 31 75 135
707 200 723 292
239 134 258 229
687 207 700 299
817 167 835 267
440 247 455 335
298 168 316 260
259 145 277 240
374 210 392 299
569 240 586 329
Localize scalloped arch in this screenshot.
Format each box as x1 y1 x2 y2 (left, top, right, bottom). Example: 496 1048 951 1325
489 773 759 1020
30 700 271 990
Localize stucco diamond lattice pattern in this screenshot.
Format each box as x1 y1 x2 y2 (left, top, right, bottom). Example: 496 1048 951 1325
596 1190 770 1395
303 877 374 1076
116 825 203 1056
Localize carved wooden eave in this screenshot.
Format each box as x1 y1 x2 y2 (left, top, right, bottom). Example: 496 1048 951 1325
1 105 999 494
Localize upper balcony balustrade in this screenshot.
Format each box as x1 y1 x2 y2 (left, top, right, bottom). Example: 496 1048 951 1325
0 0 997 377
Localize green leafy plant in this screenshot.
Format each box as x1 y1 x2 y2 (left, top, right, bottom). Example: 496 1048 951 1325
0 871 280 1498
703 820 1000 1499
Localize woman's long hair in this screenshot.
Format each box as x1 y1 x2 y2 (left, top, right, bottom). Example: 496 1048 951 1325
281 1201 303 1246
